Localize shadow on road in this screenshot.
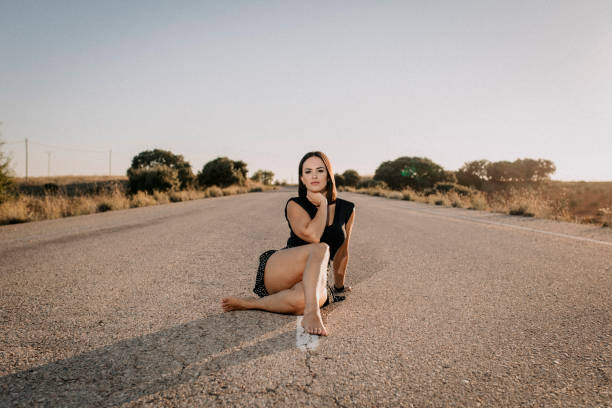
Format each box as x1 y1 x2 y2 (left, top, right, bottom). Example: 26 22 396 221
1 312 294 407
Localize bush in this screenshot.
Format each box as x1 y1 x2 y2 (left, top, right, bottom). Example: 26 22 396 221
456 160 489 189
130 191 157 208
433 182 473 197
129 149 195 189
342 170 360 187
386 191 403 200
401 189 415 201
334 173 345 187
127 165 180 194
198 157 247 188
357 178 388 189
374 156 455 191
43 183 61 194
204 185 224 197
0 139 14 203
250 170 275 185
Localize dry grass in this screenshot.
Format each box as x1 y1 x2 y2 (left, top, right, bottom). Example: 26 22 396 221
14 175 128 186
1 176 277 225
340 180 612 227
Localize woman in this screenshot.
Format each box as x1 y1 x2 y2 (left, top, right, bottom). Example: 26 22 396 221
221 151 356 336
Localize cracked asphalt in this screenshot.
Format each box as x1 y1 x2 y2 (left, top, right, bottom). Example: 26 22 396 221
1 188 611 407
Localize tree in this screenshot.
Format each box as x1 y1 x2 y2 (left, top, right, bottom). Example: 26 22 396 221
127 165 180 194
532 159 556 181
334 173 345 187
456 160 490 189
374 156 454 191
197 157 247 188
486 160 514 183
486 158 556 183
0 138 14 202
342 169 360 187
250 169 275 185
129 149 195 189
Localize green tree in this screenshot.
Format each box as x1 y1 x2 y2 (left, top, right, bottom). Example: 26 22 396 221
129 149 195 189
127 165 180 194
0 138 14 202
198 157 247 188
342 169 360 187
334 173 345 187
374 156 454 191
485 158 556 183
456 160 490 189
250 169 275 185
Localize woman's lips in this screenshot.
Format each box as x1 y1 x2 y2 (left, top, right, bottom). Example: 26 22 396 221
311 182 320 185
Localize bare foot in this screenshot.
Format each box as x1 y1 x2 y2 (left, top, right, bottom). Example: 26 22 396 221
221 296 253 312
301 309 328 336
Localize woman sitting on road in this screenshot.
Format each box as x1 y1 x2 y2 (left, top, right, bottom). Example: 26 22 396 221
221 151 356 336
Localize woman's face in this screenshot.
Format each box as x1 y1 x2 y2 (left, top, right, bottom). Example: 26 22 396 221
300 156 328 194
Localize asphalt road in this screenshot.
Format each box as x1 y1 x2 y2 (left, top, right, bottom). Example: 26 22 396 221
1 188 611 407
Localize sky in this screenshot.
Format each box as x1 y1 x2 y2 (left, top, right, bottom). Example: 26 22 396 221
1 0 611 182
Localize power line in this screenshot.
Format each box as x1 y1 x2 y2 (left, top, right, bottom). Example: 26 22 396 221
29 140 109 153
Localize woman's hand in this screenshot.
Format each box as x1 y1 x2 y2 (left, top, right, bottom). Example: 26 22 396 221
306 191 327 207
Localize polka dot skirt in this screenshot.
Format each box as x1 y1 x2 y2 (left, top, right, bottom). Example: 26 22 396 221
253 249 277 297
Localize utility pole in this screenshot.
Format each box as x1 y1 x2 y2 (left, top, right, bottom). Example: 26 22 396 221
109 149 112 176
25 138 29 181
46 151 51 177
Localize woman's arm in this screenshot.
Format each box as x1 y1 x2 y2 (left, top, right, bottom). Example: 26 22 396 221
286 196 328 243
333 208 355 286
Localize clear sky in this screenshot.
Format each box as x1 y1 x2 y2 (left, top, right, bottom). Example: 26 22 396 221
1 0 611 182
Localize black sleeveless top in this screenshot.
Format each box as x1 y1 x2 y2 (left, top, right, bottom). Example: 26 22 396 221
284 196 355 260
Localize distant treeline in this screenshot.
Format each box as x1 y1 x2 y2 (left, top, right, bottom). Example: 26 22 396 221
125 149 278 195
0 138 556 202
335 157 556 193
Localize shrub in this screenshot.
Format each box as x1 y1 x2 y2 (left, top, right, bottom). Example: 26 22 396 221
401 189 415 201
43 183 61 195
97 202 113 212
198 157 247 188
433 182 474 197
509 206 535 217
334 173 345 187
456 160 489 189
250 170 275 185
387 191 403 200
152 190 170 204
342 170 360 187
0 139 14 203
357 178 388 189
127 165 180 194
374 156 455 191
222 185 248 196
129 149 195 189
204 185 224 197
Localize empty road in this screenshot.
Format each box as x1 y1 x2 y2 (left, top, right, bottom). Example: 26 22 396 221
1 189 611 407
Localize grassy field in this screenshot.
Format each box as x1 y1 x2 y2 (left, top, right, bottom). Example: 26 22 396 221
0 176 276 225
341 180 612 228
2 177 610 227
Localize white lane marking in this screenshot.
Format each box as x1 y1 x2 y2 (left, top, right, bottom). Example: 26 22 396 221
394 204 612 247
296 316 319 351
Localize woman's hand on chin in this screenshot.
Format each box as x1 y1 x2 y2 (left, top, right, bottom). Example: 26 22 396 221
306 190 327 207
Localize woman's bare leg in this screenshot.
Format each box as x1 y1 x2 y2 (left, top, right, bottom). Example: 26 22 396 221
221 243 330 335
221 281 327 314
